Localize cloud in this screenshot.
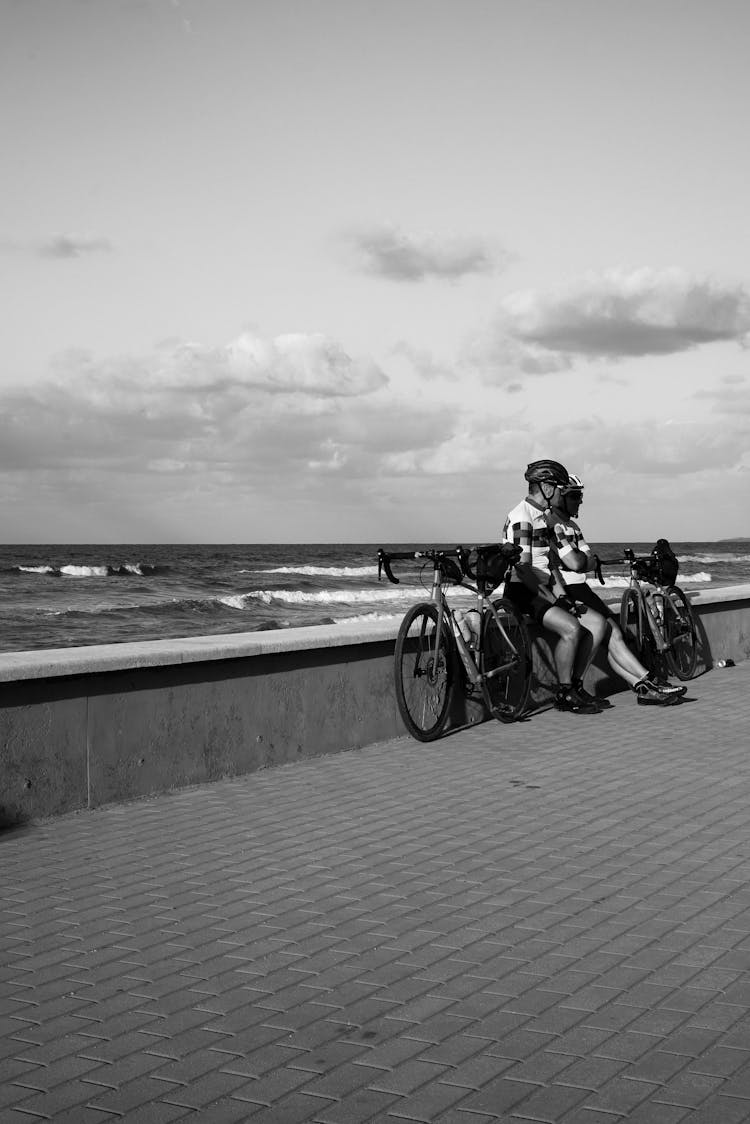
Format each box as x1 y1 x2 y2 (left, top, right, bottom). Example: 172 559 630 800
0 328 401 485
343 222 511 282
693 381 750 414
542 414 750 478
39 234 114 258
485 268 750 373
0 233 114 258
391 341 458 381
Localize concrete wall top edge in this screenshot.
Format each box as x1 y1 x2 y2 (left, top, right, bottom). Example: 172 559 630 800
1 583 748 685
0 617 403 683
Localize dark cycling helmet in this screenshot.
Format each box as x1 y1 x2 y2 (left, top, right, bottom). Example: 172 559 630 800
524 459 570 486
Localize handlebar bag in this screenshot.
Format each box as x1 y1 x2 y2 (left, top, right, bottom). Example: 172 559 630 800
650 538 679 586
477 542 522 586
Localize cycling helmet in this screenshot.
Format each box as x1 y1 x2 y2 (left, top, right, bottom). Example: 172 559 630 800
560 472 584 494
524 459 570 486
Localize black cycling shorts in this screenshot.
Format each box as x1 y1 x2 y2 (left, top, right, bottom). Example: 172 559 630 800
504 582 560 624
564 582 617 619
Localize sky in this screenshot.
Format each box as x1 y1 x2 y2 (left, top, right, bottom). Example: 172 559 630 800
2 0 750 544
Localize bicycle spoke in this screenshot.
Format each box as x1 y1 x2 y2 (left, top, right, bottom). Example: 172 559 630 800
395 604 454 741
664 587 698 680
480 599 531 722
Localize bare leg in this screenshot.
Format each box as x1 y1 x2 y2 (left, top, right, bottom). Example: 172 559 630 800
540 605 582 684
571 606 607 682
607 621 649 687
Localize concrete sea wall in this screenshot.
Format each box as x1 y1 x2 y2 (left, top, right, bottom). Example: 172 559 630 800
1 585 749 824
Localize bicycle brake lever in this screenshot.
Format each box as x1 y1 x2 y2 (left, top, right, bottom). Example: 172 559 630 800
458 546 475 579
377 551 399 585
593 553 604 585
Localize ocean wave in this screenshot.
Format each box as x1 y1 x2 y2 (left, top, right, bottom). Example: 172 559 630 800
333 610 403 625
679 553 750 564
599 570 712 587
242 564 379 577
15 562 167 577
219 585 449 609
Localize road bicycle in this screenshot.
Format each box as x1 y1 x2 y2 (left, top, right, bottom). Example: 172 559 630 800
377 543 531 741
596 548 698 680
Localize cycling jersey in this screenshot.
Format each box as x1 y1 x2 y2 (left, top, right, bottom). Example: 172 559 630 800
550 515 590 585
503 496 567 584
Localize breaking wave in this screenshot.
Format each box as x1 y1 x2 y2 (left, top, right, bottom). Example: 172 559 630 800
218 584 467 610
599 571 711 587
242 564 379 577
14 562 167 577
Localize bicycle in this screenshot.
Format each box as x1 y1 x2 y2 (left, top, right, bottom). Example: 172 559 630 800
596 548 698 680
377 543 532 741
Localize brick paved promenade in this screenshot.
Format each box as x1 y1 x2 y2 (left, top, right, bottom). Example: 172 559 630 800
2 663 750 1123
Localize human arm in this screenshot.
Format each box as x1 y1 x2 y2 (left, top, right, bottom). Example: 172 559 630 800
549 517 594 575
506 515 558 602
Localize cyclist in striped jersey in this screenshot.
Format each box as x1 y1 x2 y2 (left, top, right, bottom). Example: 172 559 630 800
503 459 606 714
549 474 686 705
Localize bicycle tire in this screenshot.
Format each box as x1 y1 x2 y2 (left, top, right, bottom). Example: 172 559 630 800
394 603 455 741
620 587 658 672
480 598 531 723
663 586 698 680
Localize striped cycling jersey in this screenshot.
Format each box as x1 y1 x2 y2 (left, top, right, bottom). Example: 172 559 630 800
551 516 591 585
503 497 557 584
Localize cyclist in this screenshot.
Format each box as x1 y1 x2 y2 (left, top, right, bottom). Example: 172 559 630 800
503 459 607 714
549 474 686 705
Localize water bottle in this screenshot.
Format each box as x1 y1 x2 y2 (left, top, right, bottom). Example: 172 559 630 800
463 609 481 649
716 658 735 668
453 610 481 684
455 609 473 644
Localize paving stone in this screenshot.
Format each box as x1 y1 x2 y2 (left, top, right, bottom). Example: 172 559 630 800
382 1078 470 1121
585 1074 660 1114
509 1082 589 1121
555 1055 627 1091
369 1057 450 1096
459 1074 538 1114
651 1068 723 1109
312 1085 403 1123
3 664 750 1124
679 1092 750 1123
625 1104 688 1124
625 1048 690 1084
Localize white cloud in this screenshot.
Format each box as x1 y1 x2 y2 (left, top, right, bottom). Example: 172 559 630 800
479 268 750 378
0 329 447 490
0 234 115 258
343 222 511 282
39 234 114 259
544 415 750 478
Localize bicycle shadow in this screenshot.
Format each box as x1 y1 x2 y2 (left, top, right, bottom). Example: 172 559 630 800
442 603 713 733
691 602 714 676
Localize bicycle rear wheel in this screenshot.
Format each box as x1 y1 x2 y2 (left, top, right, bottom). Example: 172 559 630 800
480 598 531 722
620 588 655 672
663 586 698 680
394 603 455 741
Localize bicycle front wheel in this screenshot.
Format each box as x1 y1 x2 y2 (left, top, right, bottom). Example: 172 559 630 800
620 588 654 671
394 603 455 741
663 586 698 680
480 598 531 723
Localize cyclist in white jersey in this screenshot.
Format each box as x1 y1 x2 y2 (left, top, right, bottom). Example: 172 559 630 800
503 460 606 714
550 475 686 705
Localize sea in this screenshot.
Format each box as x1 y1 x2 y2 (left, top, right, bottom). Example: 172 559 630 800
0 540 748 654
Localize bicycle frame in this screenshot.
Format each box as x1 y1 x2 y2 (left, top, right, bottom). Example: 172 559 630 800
430 568 483 685
630 577 671 653
379 544 532 737
377 546 522 689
